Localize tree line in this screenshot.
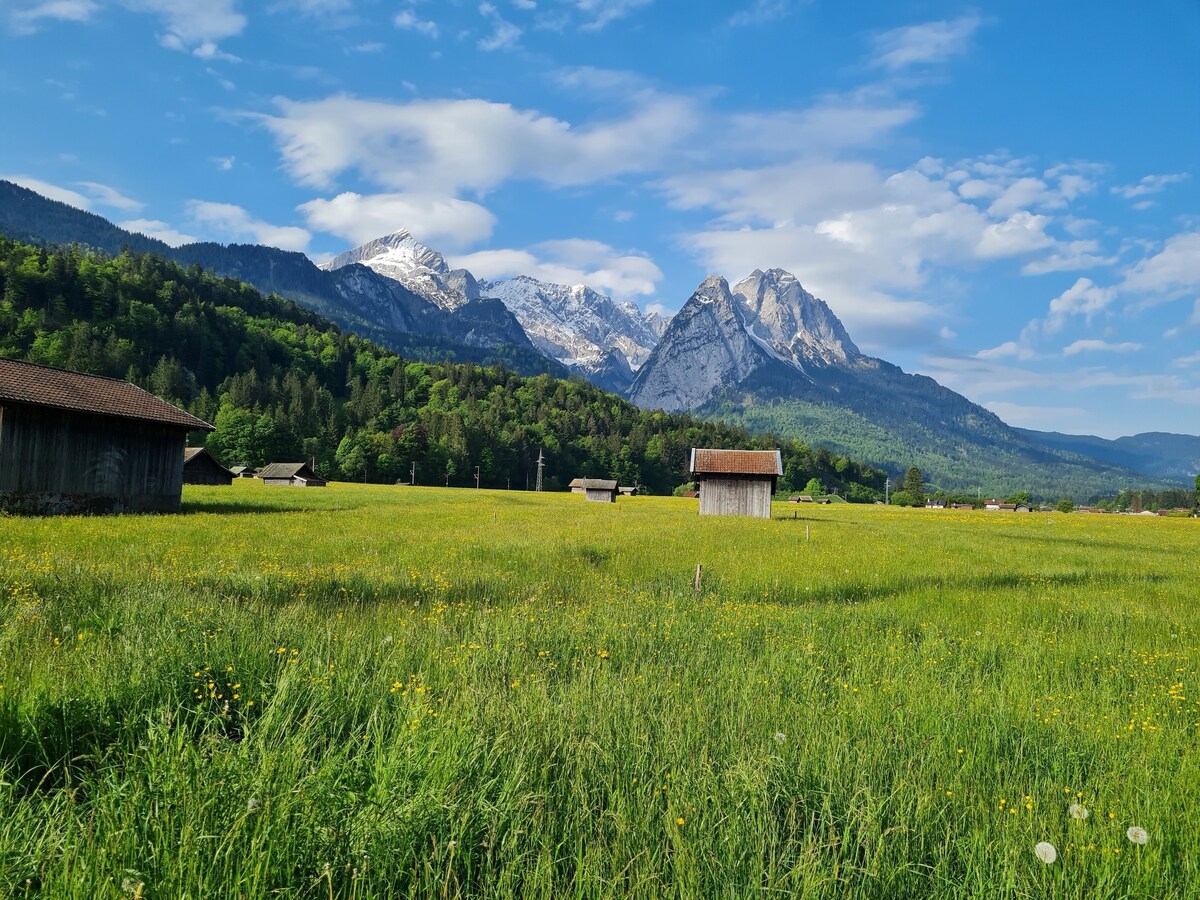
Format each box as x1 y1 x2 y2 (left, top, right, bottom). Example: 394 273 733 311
0 238 888 497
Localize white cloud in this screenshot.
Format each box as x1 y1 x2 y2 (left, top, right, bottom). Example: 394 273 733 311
452 238 662 298
975 211 1055 258
1112 173 1189 200
259 93 700 193
211 155 236 171
1043 277 1115 333
976 341 1033 361
1062 339 1142 356
4 175 92 209
1121 231 1200 299
1173 350 1200 368
870 14 982 71
74 181 144 211
298 191 496 250
7 0 97 34
571 0 652 30
982 401 1088 428
395 9 437 37
187 200 311 251
478 2 521 49
118 218 197 246
729 0 791 27
123 0 246 50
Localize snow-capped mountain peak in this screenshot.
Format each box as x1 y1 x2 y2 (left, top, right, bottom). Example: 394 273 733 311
321 230 473 311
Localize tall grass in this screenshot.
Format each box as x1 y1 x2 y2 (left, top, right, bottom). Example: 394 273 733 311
1 482 1197 897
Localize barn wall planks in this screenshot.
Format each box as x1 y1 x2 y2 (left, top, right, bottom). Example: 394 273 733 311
0 402 187 513
698 475 773 519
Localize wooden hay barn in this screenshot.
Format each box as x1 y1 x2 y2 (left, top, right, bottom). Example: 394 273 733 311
581 478 618 502
568 477 585 494
258 462 326 487
183 447 234 485
229 465 257 478
690 448 782 519
0 358 212 514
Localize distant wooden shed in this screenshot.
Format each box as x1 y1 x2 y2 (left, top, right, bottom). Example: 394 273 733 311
229 465 257 478
182 447 234 485
0 358 212 514
568 477 585 494
618 485 637 496
690 448 782 519
581 478 618 502
258 462 326 487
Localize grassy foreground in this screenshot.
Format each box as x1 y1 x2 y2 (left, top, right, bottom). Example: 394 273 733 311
1 483 1197 899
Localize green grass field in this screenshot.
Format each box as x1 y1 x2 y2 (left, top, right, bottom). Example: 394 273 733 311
1 482 1197 898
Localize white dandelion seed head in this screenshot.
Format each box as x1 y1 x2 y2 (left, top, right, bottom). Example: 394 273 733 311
247 796 261 813
774 732 787 744
1034 841 1057 864
1126 826 1149 845
120 875 145 894
1068 803 1089 820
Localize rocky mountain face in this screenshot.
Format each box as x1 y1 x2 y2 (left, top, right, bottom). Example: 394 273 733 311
478 275 665 378
323 230 666 390
322 230 480 311
629 269 865 411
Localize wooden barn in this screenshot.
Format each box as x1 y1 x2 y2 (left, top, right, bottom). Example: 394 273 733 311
581 478 618 502
567 477 585 494
258 462 326 487
0 358 212 514
182 447 234 485
229 465 257 478
690 448 782 519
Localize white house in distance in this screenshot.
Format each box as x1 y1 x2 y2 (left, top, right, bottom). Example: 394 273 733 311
689 448 782 519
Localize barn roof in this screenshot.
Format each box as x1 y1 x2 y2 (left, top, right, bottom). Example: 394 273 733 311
0 358 213 431
689 448 783 477
258 462 317 479
568 478 584 488
581 478 618 490
183 446 233 472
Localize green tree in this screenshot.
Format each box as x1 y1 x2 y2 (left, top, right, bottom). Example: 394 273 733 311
803 477 824 497
1056 497 1074 513
1195 474 1200 507
903 467 925 503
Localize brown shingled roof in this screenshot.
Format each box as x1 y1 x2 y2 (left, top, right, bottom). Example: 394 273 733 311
690 448 783 476
581 478 618 490
0 358 213 431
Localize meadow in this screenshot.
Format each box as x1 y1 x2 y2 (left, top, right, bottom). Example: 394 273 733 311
0 482 1197 899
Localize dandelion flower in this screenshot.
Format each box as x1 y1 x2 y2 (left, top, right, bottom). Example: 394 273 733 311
1126 826 1149 845
1068 803 1089 820
675 817 685 826
1034 841 1057 864
774 732 786 744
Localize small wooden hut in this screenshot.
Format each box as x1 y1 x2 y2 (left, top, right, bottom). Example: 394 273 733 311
618 485 637 496
229 465 257 478
258 462 326 487
0 358 212 513
689 448 782 519
581 478 618 503
568 477 585 494
182 447 234 485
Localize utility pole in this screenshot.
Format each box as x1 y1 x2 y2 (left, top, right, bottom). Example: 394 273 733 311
885 477 890 504
410 461 416 486
474 466 480 489
535 448 545 492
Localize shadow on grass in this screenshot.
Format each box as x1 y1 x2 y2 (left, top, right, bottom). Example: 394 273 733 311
179 500 368 515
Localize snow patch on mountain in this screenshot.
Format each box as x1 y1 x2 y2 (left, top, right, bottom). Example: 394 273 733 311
321 230 473 311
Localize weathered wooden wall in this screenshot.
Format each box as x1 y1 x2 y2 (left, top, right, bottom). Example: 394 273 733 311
698 475 773 519
183 455 233 485
0 402 186 513
584 487 616 503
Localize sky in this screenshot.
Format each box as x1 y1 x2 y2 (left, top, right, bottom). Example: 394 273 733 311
2 0 1199 438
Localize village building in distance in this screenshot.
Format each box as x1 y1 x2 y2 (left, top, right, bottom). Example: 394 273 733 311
258 462 327 487
0 358 212 514
182 447 234 485
690 448 783 519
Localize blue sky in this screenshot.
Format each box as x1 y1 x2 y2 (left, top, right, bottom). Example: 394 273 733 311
2 0 1198 438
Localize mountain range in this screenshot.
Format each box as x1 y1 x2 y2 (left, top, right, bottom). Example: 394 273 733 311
1 178 1194 497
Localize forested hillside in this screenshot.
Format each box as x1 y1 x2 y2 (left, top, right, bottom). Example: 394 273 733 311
0 238 886 496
